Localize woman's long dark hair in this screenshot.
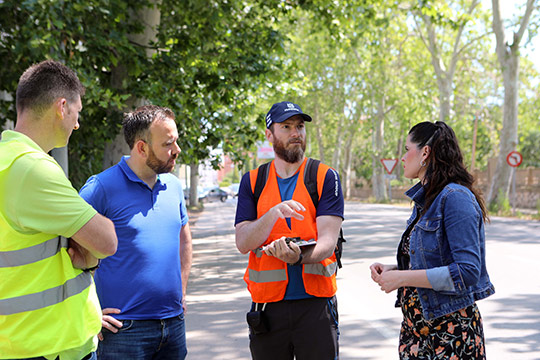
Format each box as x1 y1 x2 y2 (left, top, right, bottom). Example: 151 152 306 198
409 121 489 223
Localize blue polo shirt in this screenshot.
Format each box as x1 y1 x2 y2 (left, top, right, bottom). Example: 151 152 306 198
79 156 188 320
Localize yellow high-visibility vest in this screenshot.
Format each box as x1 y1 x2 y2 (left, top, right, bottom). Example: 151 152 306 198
0 141 101 358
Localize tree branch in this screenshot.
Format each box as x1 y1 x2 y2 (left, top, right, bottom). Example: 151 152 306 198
513 0 536 49
491 0 508 63
454 30 493 59
449 0 480 78
412 13 430 55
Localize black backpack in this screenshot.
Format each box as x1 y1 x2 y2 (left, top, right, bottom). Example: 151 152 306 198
252 158 346 270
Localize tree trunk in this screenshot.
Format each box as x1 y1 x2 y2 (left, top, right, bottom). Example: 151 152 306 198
416 0 479 123
313 103 325 163
371 100 387 201
331 90 345 170
488 0 535 207
189 162 200 207
103 1 161 169
487 55 519 204
50 147 69 176
438 77 452 122
395 135 403 180
342 130 354 199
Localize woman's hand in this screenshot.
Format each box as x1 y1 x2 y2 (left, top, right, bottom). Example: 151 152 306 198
370 263 400 293
370 263 396 280
370 265 431 293
375 270 403 293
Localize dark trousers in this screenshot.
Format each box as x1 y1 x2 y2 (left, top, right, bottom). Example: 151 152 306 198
248 296 339 360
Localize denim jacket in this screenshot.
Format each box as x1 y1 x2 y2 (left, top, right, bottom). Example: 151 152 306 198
396 182 495 320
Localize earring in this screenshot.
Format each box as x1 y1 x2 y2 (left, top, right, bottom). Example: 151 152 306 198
420 160 426 167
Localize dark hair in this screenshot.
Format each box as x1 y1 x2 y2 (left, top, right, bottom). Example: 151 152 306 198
16 60 85 116
409 121 488 222
122 105 175 149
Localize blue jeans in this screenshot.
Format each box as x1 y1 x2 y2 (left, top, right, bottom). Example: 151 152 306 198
97 314 187 360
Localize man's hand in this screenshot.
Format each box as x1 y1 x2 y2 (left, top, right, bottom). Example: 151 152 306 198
236 200 306 255
263 237 302 264
67 238 99 270
98 308 123 341
271 200 306 221
182 297 187 314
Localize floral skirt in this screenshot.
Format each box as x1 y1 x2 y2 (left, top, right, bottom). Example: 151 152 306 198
399 287 486 360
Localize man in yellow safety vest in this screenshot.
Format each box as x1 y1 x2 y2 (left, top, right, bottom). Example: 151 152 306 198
0 60 118 360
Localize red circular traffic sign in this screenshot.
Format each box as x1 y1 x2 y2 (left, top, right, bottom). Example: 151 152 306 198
506 151 523 167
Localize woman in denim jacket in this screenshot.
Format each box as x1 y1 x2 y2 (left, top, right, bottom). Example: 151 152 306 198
370 121 495 359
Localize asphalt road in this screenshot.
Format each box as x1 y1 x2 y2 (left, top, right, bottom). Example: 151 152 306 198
185 199 540 360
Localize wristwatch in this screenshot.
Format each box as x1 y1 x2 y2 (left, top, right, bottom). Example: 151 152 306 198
291 252 303 266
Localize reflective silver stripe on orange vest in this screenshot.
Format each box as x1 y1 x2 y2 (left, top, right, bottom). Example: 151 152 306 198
248 268 287 283
304 262 337 277
0 236 67 268
0 271 92 315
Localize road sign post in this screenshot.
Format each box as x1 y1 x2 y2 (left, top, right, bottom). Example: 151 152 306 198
380 159 399 201
506 151 523 214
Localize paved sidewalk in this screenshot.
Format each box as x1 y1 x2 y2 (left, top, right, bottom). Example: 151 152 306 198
185 199 540 360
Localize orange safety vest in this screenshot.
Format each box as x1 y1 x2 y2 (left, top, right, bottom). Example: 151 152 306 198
244 158 338 303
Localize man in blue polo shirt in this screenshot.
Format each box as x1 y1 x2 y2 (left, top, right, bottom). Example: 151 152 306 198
79 105 192 359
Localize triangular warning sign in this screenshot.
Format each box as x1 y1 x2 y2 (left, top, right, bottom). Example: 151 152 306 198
380 159 398 174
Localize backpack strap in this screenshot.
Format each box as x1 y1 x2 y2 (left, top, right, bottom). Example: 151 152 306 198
335 228 346 269
304 158 320 208
304 158 346 270
253 161 271 205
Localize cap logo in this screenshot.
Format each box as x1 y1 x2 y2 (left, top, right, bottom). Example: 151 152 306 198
284 103 299 112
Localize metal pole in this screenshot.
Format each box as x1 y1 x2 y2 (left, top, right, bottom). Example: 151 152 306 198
471 114 478 172
512 167 516 215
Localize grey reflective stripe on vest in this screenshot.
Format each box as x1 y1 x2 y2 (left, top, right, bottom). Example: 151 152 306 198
0 236 68 268
254 248 263 258
248 268 287 283
304 262 338 277
0 271 92 315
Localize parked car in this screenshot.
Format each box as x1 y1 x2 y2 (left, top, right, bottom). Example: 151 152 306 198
228 183 240 197
183 187 208 203
199 187 228 202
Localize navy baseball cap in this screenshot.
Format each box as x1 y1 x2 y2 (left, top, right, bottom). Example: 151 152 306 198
265 101 312 129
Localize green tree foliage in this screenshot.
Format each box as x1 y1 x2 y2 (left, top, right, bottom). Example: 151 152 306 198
147 0 289 170
0 0 149 187
0 0 289 188
2 0 539 200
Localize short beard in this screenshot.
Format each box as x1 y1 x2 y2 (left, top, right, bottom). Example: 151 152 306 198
273 137 305 164
146 146 176 174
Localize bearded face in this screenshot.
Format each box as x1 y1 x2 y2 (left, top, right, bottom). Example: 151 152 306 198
272 135 306 164
146 144 177 174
